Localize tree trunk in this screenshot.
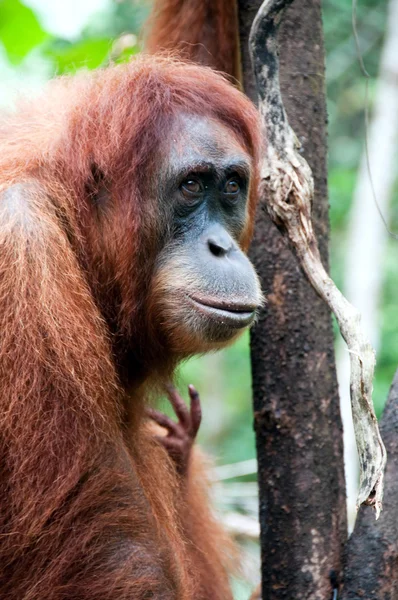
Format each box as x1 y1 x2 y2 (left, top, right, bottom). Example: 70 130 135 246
340 369 398 599
238 0 347 597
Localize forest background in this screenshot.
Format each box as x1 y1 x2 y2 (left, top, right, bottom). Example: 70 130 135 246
0 0 396 597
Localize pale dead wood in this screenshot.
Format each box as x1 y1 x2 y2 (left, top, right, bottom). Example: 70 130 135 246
249 0 386 516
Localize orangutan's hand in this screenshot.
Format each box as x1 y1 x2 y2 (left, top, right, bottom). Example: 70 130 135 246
147 384 202 476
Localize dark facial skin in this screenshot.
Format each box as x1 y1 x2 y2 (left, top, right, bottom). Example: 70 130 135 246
150 114 263 356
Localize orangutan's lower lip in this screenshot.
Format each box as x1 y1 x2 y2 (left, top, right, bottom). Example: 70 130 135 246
187 295 256 328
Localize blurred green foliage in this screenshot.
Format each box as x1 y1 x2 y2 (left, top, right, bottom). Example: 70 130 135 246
0 0 396 493
324 0 397 419
0 0 49 63
0 0 148 74
44 38 111 73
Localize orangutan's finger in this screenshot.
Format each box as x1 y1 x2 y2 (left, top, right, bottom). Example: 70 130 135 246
164 384 190 428
188 384 202 436
146 408 179 435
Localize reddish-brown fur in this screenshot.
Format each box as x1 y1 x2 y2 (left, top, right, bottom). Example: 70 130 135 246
0 55 260 599
146 0 242 84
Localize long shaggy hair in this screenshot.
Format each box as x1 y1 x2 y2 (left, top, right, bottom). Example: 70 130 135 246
0 55 260 599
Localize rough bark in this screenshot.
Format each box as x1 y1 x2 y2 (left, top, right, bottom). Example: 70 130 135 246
238 0 347 597
341 370 398 599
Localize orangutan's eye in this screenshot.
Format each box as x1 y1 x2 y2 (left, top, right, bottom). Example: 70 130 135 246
180 178 203 197
224 178 240 195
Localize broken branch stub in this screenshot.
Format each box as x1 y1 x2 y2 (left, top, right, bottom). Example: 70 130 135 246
249 0 386 517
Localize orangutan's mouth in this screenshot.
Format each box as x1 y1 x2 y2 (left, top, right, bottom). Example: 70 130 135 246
187 295 257 328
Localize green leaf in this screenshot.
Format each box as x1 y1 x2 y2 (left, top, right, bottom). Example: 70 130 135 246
112 44 139 65
45 37 112 74
0 0 50 64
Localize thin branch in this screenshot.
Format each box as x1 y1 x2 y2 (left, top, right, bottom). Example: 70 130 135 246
249 0 386 516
